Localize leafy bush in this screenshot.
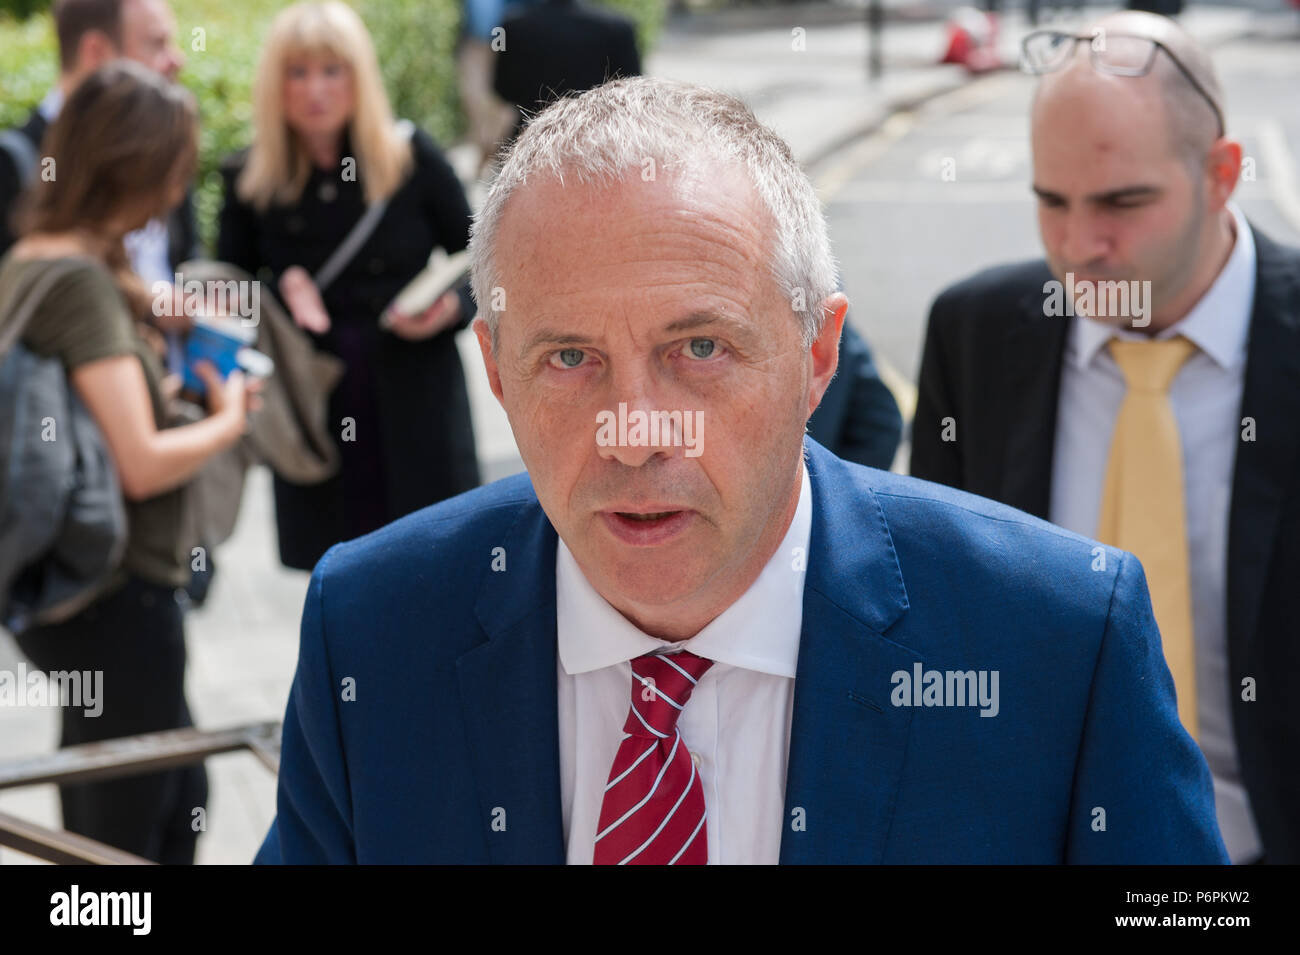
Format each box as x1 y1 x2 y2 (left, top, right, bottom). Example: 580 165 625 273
0 0 666 251
0 0 44 22
0 11 58 130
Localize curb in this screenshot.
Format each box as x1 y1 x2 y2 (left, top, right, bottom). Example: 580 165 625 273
802 68 972 175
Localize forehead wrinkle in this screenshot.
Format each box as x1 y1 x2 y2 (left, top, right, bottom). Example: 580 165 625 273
515 191 769 279
498 180 775 327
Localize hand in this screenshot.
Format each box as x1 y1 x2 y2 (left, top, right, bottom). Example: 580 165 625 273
161 373 182 405
149 283 195 334
383 290 461 341
195 362 264 437
279 266 331 334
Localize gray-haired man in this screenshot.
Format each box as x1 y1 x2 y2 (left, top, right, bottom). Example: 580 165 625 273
257 76 1225 864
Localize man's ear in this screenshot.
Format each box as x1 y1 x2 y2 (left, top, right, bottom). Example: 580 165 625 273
807 291 848 419
473 316 507 407
1206 137 1243 212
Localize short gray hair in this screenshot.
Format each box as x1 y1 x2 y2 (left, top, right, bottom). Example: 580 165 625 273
468 77 839 348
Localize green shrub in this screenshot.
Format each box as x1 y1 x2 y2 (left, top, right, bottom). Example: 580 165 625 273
0 12 58 130
1 0 665 251
0 0 45 22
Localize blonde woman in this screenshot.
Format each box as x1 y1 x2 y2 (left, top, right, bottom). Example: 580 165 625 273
218 1 480 571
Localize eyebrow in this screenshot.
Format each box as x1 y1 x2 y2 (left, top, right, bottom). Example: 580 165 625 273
1032 184 1164 205
517 310 757 361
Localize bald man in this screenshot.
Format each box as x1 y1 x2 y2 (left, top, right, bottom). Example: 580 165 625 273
912 11 1300 864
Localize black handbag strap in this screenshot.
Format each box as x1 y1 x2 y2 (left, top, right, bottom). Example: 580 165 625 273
312 119 416 293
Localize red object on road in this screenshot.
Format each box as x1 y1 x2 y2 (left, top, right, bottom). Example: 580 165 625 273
940 7 1004 74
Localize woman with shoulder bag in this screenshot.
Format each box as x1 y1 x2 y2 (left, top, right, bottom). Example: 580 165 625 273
0 61 261 864
218 1 482 572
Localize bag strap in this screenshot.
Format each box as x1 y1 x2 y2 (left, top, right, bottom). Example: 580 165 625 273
0 259 85 360
0 128 39 190
312 119 416 294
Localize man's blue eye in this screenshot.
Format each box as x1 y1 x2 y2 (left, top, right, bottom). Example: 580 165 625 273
687 339 715 359
557 348 584 367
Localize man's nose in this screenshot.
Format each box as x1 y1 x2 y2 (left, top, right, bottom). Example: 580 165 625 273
595 375 682 468
1060 208 1110 267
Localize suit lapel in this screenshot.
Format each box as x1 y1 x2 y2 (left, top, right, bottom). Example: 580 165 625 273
780 443 921 863
998 279 1069 519
1229 228 1300 656
457 501 566 863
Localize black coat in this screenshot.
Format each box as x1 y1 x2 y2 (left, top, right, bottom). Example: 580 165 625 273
806 319 902 470
493 0 641 136
0 107 199 264
910 226 1300 863
217 127 480 570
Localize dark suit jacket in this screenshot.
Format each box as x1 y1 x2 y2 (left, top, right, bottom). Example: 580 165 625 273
807 320 903 470
0 107 199 265
493 0 641 128
254 438 1226 863
911 224 1300 863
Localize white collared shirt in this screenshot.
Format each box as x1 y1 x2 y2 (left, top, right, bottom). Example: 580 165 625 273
1049 203 1261 863
556 461 811 864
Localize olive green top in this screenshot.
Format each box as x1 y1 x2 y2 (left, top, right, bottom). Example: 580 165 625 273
0 254 192 589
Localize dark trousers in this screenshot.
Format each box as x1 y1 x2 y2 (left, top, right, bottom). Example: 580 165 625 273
13 575 208 864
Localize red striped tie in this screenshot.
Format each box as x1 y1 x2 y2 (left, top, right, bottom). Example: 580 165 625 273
593 649 714 865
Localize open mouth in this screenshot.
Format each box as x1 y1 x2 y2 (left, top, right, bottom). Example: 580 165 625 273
601 509 693 545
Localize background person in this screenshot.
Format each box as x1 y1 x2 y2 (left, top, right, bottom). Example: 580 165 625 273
218 1 481 572
0 0 224 607
456 0 539 177
491 0 641 151
2 62 259 864
806 311 903 471
911 12 1299 864
0 0 194 275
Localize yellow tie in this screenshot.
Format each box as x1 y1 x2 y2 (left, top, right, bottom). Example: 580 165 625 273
1096 336 1198 738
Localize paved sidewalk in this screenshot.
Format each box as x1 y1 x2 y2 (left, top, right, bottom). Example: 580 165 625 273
0 1 1261 865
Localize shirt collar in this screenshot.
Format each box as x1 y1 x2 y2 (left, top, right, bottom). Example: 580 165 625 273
38 87 63 123
1069 203 1255 371
557 459 811 680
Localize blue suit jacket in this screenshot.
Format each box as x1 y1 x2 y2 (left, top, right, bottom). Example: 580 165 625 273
255 439 1227 863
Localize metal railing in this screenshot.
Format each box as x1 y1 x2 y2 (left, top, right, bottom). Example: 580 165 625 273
0 722 280 865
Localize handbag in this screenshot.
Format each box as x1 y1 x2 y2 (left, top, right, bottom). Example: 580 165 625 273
0 260 128 633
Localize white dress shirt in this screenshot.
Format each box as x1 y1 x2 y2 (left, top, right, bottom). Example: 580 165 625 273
557 461 811 864
1049 203 1261 863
